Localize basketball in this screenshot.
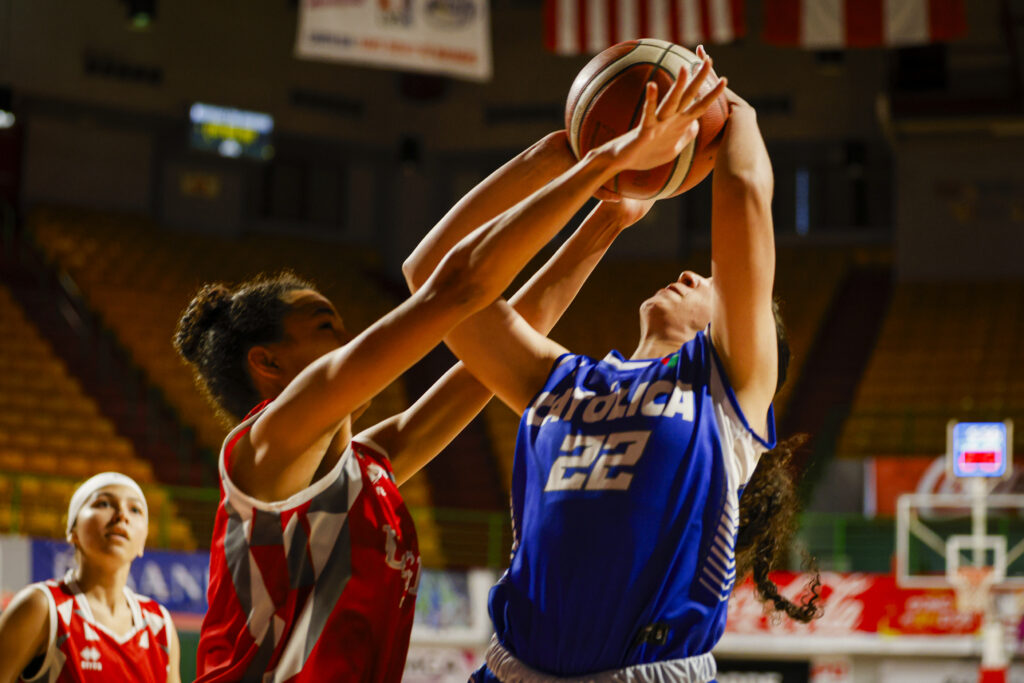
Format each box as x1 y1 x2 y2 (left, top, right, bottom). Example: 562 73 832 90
565 39 729 200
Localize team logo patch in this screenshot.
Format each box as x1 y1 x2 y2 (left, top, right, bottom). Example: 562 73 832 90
81 646 103 670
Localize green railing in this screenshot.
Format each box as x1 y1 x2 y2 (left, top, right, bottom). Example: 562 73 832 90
0 472 514 566
0 473 220 549
9 470 965 575
409 506 512 569
795 512 897 572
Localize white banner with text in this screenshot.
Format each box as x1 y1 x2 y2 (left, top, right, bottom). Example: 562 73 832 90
296 0 492 81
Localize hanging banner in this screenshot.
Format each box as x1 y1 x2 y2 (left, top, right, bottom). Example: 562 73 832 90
295 0 492 82
544 0 745 55
762 0 966 49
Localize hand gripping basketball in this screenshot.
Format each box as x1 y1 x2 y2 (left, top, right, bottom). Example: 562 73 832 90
619 56 726 172
567 40 731 199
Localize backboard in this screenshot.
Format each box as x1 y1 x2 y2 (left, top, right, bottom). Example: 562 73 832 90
949 421 1012 479
897 420 1019 591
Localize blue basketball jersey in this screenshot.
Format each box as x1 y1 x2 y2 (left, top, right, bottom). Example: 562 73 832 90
488 330 775 676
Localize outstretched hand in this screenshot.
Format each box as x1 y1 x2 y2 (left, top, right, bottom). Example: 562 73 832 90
599 53 727 173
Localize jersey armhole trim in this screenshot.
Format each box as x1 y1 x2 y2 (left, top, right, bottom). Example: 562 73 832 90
521 351 578 420
157 603 174 630
20 584 57 683
157 603 174 660
349 433 390 462
218 405 356 514
706 334 777 450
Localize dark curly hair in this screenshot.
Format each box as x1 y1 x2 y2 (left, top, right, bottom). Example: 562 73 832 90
173 271 315 423
731 300 822 623
735 434 822 622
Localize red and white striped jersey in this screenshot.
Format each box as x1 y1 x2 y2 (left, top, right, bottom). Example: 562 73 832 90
196 402 420 683
21 577 173 683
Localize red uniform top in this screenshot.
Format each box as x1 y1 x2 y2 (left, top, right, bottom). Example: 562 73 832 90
196 402 421 683
20 576 173 683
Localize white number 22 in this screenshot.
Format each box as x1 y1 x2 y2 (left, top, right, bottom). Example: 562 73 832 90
543 430 651 492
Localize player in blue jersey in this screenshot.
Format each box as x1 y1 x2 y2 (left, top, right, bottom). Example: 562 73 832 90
405 54 820 681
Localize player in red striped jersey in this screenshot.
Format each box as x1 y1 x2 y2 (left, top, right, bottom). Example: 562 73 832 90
174 73 723 683
0 473 181 683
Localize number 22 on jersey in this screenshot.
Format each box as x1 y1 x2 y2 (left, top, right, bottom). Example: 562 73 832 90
544 430 651 492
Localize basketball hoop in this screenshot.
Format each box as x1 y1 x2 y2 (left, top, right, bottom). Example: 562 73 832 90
952 566 997 614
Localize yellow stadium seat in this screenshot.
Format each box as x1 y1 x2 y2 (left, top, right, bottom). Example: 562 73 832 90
23 508 62 538
0 448 26 472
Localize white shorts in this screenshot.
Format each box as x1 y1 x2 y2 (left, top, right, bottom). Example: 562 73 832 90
483 635 717 683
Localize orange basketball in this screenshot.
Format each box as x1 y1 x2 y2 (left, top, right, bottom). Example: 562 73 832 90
565 39 729 200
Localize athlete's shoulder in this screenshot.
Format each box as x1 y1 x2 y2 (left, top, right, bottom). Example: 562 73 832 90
0 584 50 644
7 583 51 614
18 579 68 606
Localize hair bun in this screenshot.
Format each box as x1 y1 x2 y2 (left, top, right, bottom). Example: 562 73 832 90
174 283 232 364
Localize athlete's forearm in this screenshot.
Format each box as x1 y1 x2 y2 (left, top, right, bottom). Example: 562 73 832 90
415 68 721 311
713 105 772 201
391 202 632 484
439 148 623 308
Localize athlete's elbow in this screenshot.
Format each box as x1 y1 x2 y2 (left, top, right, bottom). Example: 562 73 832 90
402 251 431 294
421 246 494 316
719 166 773 207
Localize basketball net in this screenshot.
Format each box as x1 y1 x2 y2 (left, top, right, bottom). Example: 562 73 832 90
951 567 1008 683
952 566 996 614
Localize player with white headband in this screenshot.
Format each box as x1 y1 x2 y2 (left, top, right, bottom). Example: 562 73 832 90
0 472 181 683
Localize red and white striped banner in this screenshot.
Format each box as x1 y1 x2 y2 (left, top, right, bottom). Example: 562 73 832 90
544 0 745 55
763 0 967 49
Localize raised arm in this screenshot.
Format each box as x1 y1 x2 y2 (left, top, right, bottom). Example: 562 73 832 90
708 87 778 432
377 197 652 485
244 67 723 499
441 68 729 414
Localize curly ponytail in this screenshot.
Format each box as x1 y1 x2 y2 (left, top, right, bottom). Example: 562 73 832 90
173 271 314 423
175 284 232 364
735 434 822 623
729 298 822 623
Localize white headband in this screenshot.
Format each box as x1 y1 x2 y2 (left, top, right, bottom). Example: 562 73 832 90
66 472 148 537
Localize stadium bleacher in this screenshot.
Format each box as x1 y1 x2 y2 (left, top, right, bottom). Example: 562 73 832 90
26 207 444 559
838 280 1024 458
0 283 196 549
